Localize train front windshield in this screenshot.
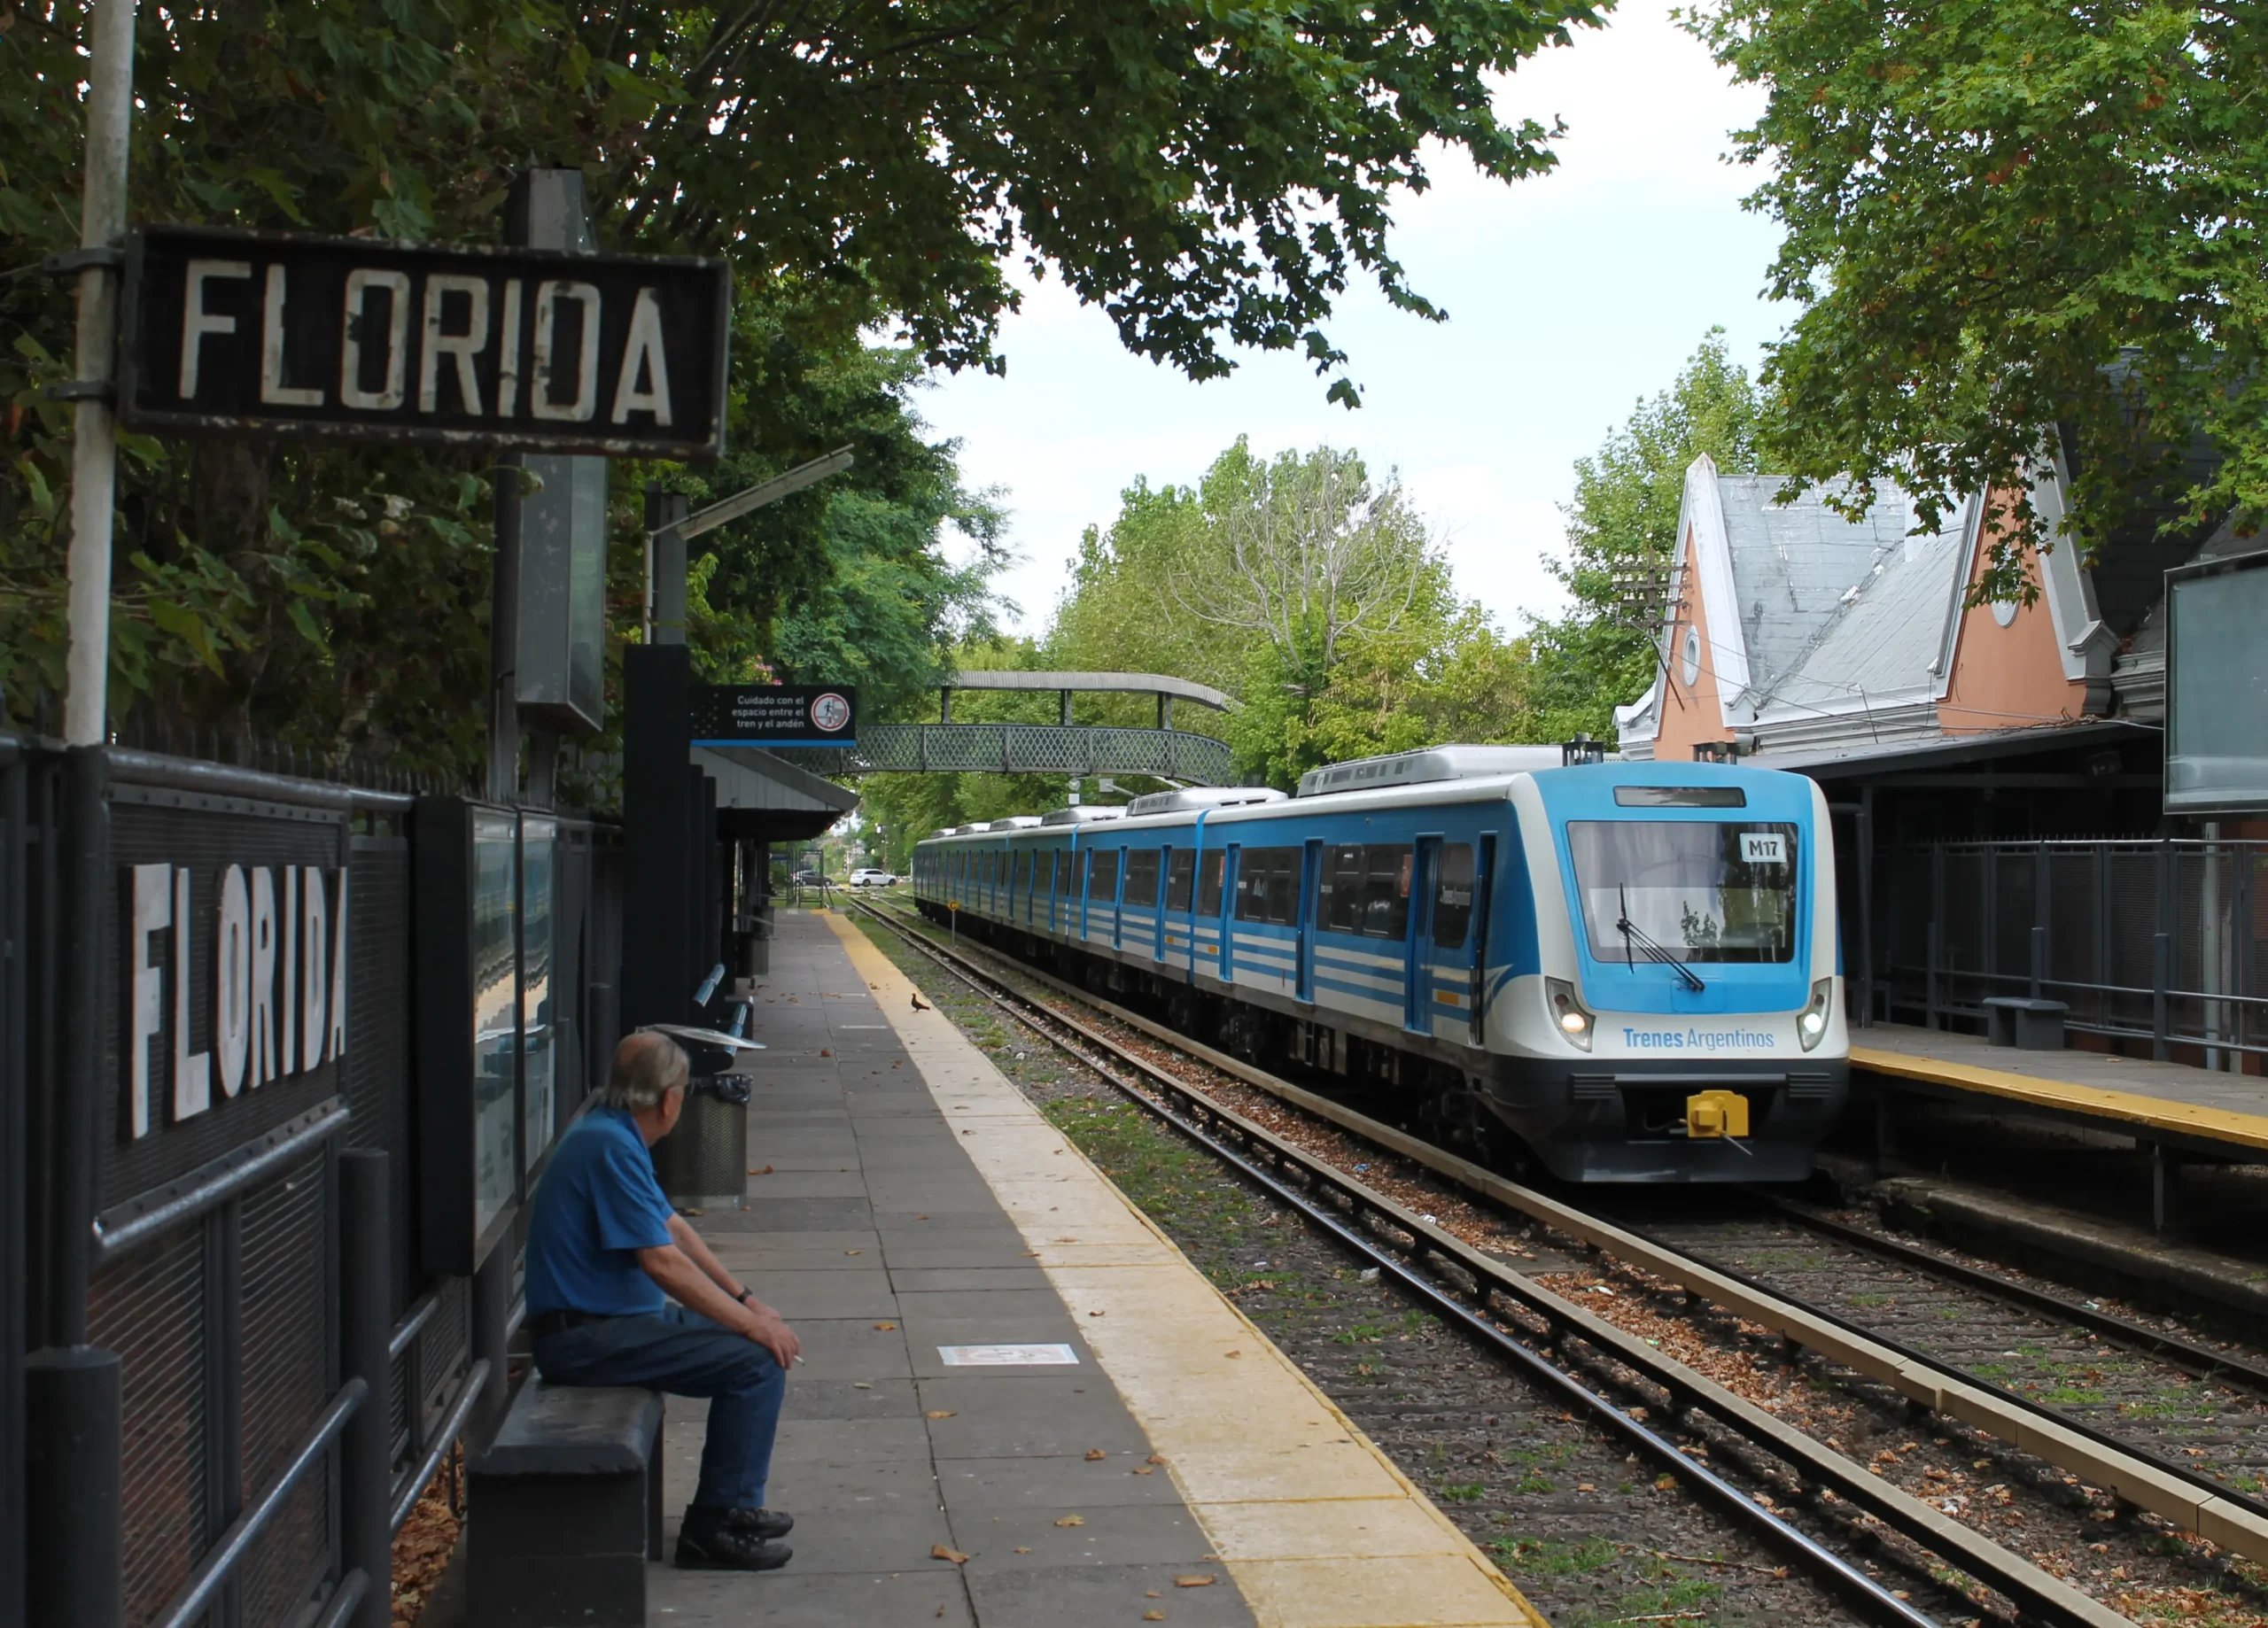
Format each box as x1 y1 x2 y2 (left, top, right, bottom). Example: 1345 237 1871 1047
1567 821 1799 964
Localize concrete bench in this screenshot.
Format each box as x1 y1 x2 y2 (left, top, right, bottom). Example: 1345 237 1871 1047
1984 996 2069 1051
469 1379 664 1628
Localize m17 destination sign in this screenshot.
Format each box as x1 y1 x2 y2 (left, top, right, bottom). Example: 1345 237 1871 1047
119 225 731 459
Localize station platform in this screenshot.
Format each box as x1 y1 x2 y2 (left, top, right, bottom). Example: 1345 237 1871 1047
1852 1023 2268 1161
642 907 1541 1628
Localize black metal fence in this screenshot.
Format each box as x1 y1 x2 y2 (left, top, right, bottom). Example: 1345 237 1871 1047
1871 838 2268 1064
4 735 625 1628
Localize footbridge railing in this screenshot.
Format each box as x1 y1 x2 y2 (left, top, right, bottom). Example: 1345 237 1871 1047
776 723 1233 784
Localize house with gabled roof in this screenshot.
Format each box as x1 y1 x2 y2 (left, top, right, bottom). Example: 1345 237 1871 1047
1613 454 2127 767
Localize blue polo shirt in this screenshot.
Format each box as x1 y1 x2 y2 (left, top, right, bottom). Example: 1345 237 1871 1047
524 1107 676 1316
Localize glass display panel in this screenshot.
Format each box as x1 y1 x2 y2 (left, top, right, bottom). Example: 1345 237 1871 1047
1567 820 1798 963
520 816 556 1171
1167 849 1195 911
1433 843 1475 948
470 810 519 1239
2168 563 2268 810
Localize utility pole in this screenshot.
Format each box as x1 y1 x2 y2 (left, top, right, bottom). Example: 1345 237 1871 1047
60 0 138 747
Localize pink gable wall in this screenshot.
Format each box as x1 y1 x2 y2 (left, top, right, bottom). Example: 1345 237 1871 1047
1651 530 1738 764
1938 491 2091 734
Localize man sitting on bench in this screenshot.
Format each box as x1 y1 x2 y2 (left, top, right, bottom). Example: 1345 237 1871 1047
526 1031 803 1571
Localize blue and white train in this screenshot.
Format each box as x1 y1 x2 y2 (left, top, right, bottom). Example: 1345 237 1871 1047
911 747 1848 1182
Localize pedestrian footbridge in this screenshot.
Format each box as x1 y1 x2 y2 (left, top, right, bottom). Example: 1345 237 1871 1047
774 671 1235 785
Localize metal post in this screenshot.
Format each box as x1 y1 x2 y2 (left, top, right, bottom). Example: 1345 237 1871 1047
338 1152 392 1628
1856 786 1875 1027
468 1244 512 1446
1925 921 1941 1032
51 748 106 1341
62 0 139 748
488 452 524 802
25 1348 120 1628
2153 931 2172 1062
2030 926 2047 1000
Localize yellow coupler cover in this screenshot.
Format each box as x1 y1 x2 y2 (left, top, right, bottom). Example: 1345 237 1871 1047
824 911 1550 1628
1685 1089 1750 1140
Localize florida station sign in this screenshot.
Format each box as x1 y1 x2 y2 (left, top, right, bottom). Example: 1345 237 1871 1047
120 225 731 459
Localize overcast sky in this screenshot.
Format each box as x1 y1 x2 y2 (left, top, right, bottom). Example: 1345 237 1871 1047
914 0 1787 640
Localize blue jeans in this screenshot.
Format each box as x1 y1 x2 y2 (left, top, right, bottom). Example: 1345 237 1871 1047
532 1305 785 1512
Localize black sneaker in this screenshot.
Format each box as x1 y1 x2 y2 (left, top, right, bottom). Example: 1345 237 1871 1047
675 1523 792 1571
723 1508 795 1540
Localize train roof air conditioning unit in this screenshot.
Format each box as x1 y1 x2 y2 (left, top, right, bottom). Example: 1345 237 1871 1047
1038 806 1129 826
1294 745 1569 798
1123 787 1288 818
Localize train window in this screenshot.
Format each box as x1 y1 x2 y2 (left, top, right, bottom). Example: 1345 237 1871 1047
1168 849 1194 911
1089 848 1120 903
1235 847 1301 925
1614 785 1746 808
1360 846 1412 940
1567 820 1798 961
1013 852 1029 892
1125 849 1161 907
1320 847 1364 932
1198 852 1225 915
1433 843 1475 949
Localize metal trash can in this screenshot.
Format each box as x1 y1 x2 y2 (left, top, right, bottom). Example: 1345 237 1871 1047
650 1074 750 1211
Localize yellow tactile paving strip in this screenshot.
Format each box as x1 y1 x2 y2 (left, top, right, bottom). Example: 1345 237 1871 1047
822 911 1549 1628
1852 1040 2268 1155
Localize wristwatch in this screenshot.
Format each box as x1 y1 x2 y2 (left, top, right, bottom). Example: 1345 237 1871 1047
734 1288 756 1306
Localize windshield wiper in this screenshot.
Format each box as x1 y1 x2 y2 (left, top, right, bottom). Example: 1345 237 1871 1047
1617 886 1705 992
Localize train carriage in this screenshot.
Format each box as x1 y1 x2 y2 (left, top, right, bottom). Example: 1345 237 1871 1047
912 747 1848 1181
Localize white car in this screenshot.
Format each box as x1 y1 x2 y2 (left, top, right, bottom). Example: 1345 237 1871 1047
848 868 897 887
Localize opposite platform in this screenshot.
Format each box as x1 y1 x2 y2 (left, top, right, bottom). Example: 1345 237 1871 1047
1854 1023 2268 1161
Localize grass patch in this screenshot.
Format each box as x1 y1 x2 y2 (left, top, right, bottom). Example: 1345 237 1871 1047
1437 1482 1487 1504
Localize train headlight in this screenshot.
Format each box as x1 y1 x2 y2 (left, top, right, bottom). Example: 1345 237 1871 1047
1798 977 1833 1050
1546 979 1595 1051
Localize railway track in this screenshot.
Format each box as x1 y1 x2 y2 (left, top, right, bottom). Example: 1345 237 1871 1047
845 898 2213 1628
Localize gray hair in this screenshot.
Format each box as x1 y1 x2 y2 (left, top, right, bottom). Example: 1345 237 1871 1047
604 1032 690 1111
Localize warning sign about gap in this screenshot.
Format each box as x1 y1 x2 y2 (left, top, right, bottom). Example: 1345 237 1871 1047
692 685 858 748
119 225 730 459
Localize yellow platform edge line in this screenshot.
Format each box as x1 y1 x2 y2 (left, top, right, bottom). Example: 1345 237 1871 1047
1850 1044 2268 1154
821 910 1550 1628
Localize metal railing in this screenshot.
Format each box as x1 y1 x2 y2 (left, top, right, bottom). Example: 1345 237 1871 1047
1871 838 2268 1066
774 723 1234 783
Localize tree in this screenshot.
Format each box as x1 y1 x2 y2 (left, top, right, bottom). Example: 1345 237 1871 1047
1686 0 2268 601
1523 332 1765 739
4 0 1605 765
1051 438 1545 789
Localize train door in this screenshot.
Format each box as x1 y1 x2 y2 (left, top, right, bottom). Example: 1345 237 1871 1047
1296 839 1323 1003
1468 834 1495 1043
1220 846 1240 981
1407 837 1441 1032
1154 848 1171 962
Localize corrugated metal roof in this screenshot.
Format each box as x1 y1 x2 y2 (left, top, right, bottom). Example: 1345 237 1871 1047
1713 477 1969 720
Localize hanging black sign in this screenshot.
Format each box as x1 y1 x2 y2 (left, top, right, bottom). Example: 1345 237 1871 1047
691 684 858 748
118 224 731 460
